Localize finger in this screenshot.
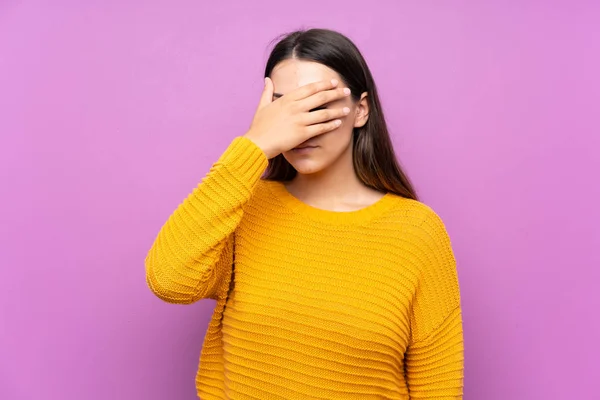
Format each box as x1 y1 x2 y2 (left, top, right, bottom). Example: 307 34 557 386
301 106 351 126
297 87 351 112
303 119 343 138
287 79 339 101
257 77 274 109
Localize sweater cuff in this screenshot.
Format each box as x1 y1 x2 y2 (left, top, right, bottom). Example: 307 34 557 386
214 136 269 190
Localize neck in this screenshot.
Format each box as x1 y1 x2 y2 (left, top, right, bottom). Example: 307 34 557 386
286 145 368 205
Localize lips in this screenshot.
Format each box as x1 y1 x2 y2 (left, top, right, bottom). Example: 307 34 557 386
294 141 319 150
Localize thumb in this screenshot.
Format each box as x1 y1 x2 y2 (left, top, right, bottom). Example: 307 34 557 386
257 77 274 109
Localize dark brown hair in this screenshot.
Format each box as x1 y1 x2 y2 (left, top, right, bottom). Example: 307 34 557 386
262 28 418 200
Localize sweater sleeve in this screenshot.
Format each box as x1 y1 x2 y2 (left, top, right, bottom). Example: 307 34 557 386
405 208 464 399
145 136 268 304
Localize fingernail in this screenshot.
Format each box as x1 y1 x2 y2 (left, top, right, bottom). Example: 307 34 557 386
343 107 350 114
343 88 351 95
331 79 339 86
334 119 342 126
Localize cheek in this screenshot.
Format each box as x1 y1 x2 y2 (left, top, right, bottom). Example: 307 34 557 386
325 102 355 137
339 101 358 130
312 126 353 161
329 118 354 143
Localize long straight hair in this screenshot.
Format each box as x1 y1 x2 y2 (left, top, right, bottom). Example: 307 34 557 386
262 28 418 201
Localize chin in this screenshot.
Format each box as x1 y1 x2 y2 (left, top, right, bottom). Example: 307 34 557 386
284 157 328 175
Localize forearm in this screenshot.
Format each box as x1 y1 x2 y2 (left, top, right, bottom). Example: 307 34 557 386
145 136 268 303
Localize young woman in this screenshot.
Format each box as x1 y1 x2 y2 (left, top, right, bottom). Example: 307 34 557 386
145 28 464 399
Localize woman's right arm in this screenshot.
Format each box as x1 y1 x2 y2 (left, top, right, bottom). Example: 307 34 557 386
145 77 352 304
145 136 268 304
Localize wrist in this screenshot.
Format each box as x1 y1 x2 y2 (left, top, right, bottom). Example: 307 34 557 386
243 132 275 159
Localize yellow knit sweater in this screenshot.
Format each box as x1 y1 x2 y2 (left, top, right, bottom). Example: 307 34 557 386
145 136 464 399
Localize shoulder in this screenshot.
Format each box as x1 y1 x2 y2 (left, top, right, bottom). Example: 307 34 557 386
244 178 279 211
252 178 277 200
384 198 458 287
386 196 448 231
383 195 453 251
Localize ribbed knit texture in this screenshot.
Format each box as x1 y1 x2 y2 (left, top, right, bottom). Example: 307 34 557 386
145 136 464 399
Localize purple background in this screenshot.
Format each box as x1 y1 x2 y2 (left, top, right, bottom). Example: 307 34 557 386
1 1 599 399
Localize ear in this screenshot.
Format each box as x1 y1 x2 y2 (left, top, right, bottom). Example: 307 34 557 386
353 92 370 128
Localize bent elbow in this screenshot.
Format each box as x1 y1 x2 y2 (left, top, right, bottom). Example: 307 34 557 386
145 258 199 305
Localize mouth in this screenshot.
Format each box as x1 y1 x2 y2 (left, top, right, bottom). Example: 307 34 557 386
291 145 319 153
293 140 319 150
